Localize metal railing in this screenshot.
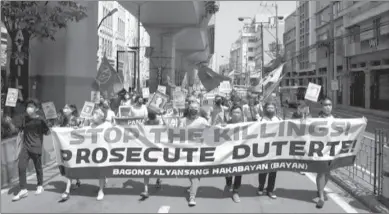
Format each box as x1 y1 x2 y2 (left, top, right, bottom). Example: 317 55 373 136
334 129 388 200
1 135 56 188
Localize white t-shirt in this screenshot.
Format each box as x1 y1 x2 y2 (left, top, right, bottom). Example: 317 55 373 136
106 109 116 122
130 105 148 118
179 116 209 128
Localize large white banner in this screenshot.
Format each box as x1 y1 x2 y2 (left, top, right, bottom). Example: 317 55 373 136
51 118 366 178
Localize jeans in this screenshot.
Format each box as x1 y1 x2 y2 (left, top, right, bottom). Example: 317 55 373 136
18 147 43 189
188 177 200 197
258 172 277 192
225 176 242 192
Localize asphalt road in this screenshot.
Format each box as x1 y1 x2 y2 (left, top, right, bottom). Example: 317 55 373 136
1 166 371 213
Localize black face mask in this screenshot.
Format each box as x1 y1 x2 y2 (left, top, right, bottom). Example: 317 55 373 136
266 111 275 118
189 109 198 116
215 99 222 105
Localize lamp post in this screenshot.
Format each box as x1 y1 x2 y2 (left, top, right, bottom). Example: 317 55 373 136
97 8 118 30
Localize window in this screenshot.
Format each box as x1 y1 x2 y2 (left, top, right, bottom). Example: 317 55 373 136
349 25 360 43
248 56 254 61
248 38 256 43
248 47 254 52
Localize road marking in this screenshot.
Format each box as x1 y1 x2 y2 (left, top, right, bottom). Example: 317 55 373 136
305 173 359 213
157 205 170 213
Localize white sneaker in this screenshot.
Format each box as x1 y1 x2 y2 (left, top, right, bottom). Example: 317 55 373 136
96 190 104 201
35 186 44 195
12 189 28 201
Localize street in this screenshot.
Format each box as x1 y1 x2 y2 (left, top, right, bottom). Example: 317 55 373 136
1 166 371 213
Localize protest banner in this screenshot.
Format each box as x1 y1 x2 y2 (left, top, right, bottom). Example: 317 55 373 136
305 82 322 102
42 101 57 119
51 118 366 179
80 101 95 118
91 91 100 103
114 116 144 125
5 88 18 107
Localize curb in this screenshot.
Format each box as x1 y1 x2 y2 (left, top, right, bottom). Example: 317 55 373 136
330 169 389 213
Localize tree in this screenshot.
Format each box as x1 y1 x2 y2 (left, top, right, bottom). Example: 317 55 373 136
1 1 87 99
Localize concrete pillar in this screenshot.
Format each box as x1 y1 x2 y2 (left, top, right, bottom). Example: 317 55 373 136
148 29 176 96
29 1 98 110
364 69 371 109
342 73 351 106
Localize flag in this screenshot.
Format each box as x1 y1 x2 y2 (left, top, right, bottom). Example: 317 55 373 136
198 66 230 92
263 72 287 101
95 55 123 98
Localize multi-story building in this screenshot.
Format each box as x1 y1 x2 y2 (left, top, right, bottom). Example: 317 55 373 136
283 11 297 81
218 63 230 76
229 25 256 86
283 1 389 113
97 1 150 89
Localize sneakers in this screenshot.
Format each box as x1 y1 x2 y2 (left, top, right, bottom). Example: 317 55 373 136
96 190 104 201
35 186 44 195
61 192 70 201
267 192 277 199
316 199 325 209
12 189 28 201
232 192 241 203
140 191 149 199
257 189 264 196
188 196 196 206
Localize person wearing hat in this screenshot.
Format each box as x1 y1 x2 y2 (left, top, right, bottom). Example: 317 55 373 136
257 99 282 199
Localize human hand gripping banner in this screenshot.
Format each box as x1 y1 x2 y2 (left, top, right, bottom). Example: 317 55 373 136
51 118 366 179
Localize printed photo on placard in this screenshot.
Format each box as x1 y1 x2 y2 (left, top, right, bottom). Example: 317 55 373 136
173 90 185 109
91 91 101 103
80 101 95 118
42 102 57 119
5 88 18 107
304 82 322 102
118 106 132 117
157 85 166 94
142 88 150 98
148 91 169 113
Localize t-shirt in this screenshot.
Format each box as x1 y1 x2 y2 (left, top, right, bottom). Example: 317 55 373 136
210 105 228 125
260 115 282 122
179 116 209 129
21 115 50 154
129 105 148 118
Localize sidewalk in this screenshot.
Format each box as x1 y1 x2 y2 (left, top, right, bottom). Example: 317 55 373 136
336 104 389 121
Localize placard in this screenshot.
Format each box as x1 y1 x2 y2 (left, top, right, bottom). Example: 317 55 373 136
142 88 150 98
172 90 185 109
157 85 166 94
80 101 95 118
219 81 232 93
304 82 322 102
148 91 169 113
5 88 18 107
42 101 57 119
118 106 132 117
91 91 100 103
114 116 144 125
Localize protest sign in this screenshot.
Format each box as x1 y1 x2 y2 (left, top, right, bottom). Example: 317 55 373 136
51 118 366 179
114 116 144 125
5 88 18 107
157 85 166 94
219 81 232 94
148 91 169 113
118 106 131 117
142 88 150 98
305 82 322 102
80 101 95 118
91 91 100 103
172 90 185 109
42 102 57 119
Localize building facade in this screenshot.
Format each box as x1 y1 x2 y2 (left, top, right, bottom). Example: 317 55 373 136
282 1 389 113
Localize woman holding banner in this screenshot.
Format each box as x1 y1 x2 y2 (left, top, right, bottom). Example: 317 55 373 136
257 99 282 200
58 104 82 201
181 101 210 207
225 105 244 203
315 97 334 208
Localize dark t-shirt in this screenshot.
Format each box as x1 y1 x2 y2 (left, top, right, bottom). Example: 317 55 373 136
22 115 50 154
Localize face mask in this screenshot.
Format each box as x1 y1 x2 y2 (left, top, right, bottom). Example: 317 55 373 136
215 99 222 105
266 111 275 118
63 109 72 116
26 107 35 115
189 109 198 116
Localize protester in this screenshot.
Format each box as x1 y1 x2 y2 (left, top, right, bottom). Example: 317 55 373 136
58 104 82 201
121 92 132 106
129 95 148 120
209 95 228 125
180 101 210 206
257 99 281 199
12 98 50 201
141 111 163 199
315 97 334 208
225 105 244 203
243 95 259 122
88 105 110 201
100 100 116 123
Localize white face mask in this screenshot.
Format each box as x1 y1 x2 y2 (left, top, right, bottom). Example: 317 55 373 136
26 107 35 115
63 108 72 116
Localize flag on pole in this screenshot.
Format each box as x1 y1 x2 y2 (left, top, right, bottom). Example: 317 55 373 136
95 55 123 99
198 66 230 92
